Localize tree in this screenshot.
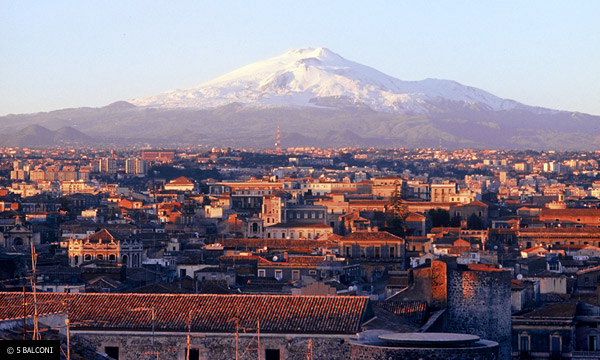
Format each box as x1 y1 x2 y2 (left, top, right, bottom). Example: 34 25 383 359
428 209 450 228
467 213 485 230
449 214 462 227
385 183 409 237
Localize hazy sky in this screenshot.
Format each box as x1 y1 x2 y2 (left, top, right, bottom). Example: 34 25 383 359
1 1 599 116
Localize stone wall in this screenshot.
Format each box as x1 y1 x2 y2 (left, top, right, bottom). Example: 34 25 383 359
446 267 512 360
350 341 498 360
75 331 353 360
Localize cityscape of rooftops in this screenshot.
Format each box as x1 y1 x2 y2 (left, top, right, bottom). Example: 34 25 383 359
2 1 600 360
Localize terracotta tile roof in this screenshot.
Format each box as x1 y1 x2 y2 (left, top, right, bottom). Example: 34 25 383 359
260 256 329 268
340 231 403 242
372 300 428 325
220 238 338 250
541 208 600 216
168 176 193 185
348 200 388 206
83 229 124 243
266 222 332 229
511 280 525 290
218 254 273 265
576 265 600 275
520 302 577 318
522 246 548 253
405 212 426 221
467 200 488 207
466 264 504 272
0 292 369 334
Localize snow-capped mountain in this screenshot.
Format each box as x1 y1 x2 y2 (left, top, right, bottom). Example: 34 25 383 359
131 47 546 114
1 47 598 149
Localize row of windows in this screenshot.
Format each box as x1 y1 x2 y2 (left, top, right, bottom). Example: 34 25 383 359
258 269 318 280
287 212 324 219
74 253 139 265
266 231 322 239
518 333 565 354
82 253 117 261
345 246 396 257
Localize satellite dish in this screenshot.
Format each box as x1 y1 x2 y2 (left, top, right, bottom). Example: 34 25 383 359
272 256 279 262
517 274 523 280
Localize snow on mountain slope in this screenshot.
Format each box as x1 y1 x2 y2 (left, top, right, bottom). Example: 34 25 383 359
131 47 550 114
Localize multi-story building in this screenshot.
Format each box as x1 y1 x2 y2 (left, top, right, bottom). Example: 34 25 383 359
68 229 143 267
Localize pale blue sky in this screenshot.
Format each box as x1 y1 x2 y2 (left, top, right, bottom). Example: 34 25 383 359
1 0 599 115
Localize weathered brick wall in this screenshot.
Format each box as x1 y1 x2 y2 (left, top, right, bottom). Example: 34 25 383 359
76 332 353 360
350 342 498 360
446 268 511 360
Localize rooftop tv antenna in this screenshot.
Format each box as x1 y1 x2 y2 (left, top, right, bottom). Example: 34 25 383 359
275 120 281 155
30 238 40 340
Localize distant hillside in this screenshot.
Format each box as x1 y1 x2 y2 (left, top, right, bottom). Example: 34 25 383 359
0 125 93 147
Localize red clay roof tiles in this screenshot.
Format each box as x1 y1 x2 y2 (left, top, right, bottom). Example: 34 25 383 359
0 292 369 334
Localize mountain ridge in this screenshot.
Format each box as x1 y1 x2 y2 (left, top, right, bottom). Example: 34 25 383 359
130 47 555 116
0 47 598 149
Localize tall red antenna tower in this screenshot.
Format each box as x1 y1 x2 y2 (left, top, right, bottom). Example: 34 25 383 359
275 120 281 155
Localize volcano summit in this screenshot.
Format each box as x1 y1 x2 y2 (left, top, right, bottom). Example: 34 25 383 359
2 47 599 149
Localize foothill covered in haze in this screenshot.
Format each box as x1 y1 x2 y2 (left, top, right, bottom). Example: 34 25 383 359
1 1 600 360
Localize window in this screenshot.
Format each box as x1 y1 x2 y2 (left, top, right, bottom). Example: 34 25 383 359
519 334 530 354
274 270 283 280
186 348 200 360
84 254 91 261
97 254 103 260
105 346 119 360
258 269 266 277
109 254 116 261
375 247 380 258
590 335 598 351
389 247 395 257
265 349 280 360
309 270 317 276
292 270 300 281
551 334 561 357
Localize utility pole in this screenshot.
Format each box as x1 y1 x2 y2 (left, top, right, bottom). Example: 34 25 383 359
22 282 26 340
64 287 70 360
306 338 313 360
186 310 204 360
234 318 240 360
30 238 40 340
